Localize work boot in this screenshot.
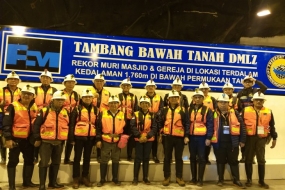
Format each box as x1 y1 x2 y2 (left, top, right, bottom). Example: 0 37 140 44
48 165 64 188
112 162 121 185
142 161 150 185
97 163 107 187
132 178 138 185
72 177 80 189
216 164 225 186
81 176 92 187
133 161 140 185
64 142 73 165
189 162 197 185
245 163 252 187
197 163 206 187
176 177 185 187
258 164 269 189
230 165 246 189
22 165 39 188
153 156 160 163
0 148 6 165
39 167 48 190
7 167 16 190
162 177 170 186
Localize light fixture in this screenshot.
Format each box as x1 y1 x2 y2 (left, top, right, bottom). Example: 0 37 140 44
11 26 26 36
257 9 271 17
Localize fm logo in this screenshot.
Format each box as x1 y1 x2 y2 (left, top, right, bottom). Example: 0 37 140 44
5 36 61 73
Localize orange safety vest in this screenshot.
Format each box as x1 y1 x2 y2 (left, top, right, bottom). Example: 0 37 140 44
203 95 214 111
190 106 208 136
119 93 136 120
163 106 185 137
74 106 97 137
101 110 125 143
211 109 240 143
40 107 69 140
35 87 55 110
91 88 110 112
145 94 161 113
62 90 79 112
11 101 38 138
134 111 154 141
244 106 271 137
0 87 21 111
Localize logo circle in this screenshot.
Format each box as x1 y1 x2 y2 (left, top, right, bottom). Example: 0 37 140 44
266 55 285 88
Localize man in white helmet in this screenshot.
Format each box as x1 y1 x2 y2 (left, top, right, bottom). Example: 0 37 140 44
61 74 80 165
118 78 139 161
211 93 246 188
222 82 238 110
142 79 163 163
241 92 277 189
0 71 22 164
163 77 189 109
33 91 71 190
90 73 111 162
188 89 214 187
237 73 267 163
3 85 39 189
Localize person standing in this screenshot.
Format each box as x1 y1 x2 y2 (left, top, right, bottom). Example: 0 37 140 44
96 95 126 187
33 91 70 190
222 82 238 110
242 92 277 189
212 93 246 188
131 96 157 185
3 85 39 190
118 78 138 161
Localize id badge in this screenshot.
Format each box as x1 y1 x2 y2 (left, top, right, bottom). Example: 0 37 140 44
257 126 265 134
223 125 230 134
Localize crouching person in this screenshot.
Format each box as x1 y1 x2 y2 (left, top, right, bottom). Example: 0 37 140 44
69 89 99 189
131 96 158 185
3 85 39 190
33 91 70 190
212 94 246 188
96 95 126 187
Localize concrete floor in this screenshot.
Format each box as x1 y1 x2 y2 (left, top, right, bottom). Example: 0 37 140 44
1 180 285 190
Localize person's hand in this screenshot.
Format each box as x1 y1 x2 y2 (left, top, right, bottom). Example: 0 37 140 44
270 140 276 149
205 139 211 146
139 136 147 143
239 142 245 148
34 140 41 147
184 137 189 144
6 140 14 149
96 141 102 148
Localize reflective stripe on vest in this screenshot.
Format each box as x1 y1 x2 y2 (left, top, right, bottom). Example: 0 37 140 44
40 108 69 140
91 88 110 112
134 111 154 141
190 107 208 136
244 106 271 137
74 106 97 137
101 110 125 143
35 87 54 109
163 106 184 137
12 101 38 138
146 94 161 113
119 94 135 120
203 95 214 111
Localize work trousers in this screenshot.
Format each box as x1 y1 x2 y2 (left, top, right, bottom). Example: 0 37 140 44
101 141 120 164
244 135 267 165
38 141 63 168
213 142 239 165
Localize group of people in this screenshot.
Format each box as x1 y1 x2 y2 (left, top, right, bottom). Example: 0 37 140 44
0 69 277 190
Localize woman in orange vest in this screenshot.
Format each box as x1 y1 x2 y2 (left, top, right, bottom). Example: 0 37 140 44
69 89 99 189
33 91 71 190
3 85 38 190
211 93 246 188
130 96 157 185
96 95 126 187
242 92 277 189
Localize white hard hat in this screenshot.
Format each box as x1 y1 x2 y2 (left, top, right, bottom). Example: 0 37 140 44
216 93 230 102
120 78 132 87
93 73 105 83
108 95 120 103
139 96 151 104
223 82 234 90
251 92 266 101
192 89 205 98
171 77 183 87
81 88 94 97
168 90 180 98
52 90 66 100
5 71 21 82
145 79 157 88
21 84 35 96
199 82 210 89
39 69 53 82
242 73 255 85
62 74 77 84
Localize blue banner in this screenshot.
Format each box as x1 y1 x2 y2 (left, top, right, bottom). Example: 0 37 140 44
1 26 285 94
